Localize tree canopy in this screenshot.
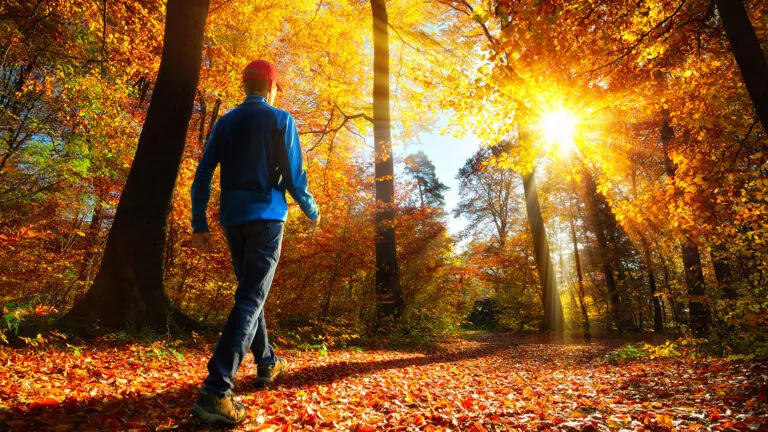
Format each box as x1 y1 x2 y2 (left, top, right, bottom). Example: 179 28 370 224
0 0 765 351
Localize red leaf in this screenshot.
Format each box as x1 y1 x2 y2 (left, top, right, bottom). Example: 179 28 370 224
709 408 720 422
29 398 59 409
412 413 426 425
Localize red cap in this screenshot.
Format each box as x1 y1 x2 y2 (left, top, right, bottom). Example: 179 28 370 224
242 60 282 91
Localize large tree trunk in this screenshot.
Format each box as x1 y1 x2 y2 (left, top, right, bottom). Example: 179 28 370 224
371 0 404 322
660 110 711 336
521 170 563 332
60 0 209 333
715 0 768 133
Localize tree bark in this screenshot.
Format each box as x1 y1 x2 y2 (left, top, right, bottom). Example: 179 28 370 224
660 109 711 336
715 0 768 133
371 0 404 322
60 0 209 333
521 170 563 332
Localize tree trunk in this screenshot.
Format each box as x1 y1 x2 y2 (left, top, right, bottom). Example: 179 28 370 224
711 247 737 300
568 208 591 339
681 239 711 335
205 98 221 145
582 170 632 331
656 241 681 329
371 0 404 322
76 204 104 283
660 109 711 336
521 170 563 333
55 204 105 307
645 243 664 334
197 90 207 146
649 262 662 332
715 0 768 133
60 0 208 333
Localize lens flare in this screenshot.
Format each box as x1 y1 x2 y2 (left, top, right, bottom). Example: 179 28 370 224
539 109 578 156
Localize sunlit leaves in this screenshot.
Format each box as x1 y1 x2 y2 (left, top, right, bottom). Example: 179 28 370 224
1 335 766 430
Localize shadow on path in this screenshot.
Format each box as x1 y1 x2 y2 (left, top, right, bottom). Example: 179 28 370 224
259 339 515 390
1 339 514 431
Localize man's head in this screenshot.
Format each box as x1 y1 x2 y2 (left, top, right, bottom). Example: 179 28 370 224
242 60 281 104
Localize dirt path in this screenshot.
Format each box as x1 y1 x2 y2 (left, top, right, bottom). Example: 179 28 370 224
1 334 765 430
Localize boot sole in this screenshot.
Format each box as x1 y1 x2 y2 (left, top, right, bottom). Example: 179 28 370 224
254 376 274 387
191 403 244 425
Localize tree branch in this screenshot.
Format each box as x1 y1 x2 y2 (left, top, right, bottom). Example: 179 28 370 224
579 0 688 77
301 104 373 151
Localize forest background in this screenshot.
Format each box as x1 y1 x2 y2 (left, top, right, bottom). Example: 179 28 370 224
0 0 766 356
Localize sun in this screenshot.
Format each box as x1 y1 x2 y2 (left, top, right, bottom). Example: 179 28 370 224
539 109 578 156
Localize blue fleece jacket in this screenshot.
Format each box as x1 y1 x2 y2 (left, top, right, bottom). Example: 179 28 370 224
191 94 319 232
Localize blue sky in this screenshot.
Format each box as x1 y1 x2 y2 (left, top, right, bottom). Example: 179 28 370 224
396 128 482 235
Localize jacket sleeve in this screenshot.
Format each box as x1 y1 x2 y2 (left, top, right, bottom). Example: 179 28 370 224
190 122 221 233
277 114 320 220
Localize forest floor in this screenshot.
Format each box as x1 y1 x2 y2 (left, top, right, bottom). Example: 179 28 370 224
0 331 766 431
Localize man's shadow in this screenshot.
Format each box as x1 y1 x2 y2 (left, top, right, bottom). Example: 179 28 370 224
1 340 516 431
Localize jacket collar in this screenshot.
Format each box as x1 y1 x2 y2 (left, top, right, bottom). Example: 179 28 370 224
243 94 269 105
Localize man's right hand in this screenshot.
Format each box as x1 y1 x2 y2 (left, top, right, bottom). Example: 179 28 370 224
192 232 212 251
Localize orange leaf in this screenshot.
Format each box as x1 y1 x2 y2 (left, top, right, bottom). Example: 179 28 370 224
467 421 486 432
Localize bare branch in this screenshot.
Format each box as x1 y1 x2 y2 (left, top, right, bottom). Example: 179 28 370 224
301 104 373 151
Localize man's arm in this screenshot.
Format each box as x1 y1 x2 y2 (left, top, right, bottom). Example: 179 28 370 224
191 122 221 233
276 115 319 220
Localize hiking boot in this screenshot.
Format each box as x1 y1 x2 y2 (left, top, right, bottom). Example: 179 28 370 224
191 389 247 425
255 356 288 386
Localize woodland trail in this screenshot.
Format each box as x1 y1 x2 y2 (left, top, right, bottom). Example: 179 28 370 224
0 333 765 431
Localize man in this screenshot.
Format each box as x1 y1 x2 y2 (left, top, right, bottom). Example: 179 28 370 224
189 59 320 425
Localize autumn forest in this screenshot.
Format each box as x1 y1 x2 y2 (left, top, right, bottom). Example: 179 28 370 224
0 0 766 430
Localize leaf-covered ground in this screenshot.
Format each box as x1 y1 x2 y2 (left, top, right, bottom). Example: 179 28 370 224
1 333 766 431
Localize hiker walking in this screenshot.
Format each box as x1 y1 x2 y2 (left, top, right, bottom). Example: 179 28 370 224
189 59 320 425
